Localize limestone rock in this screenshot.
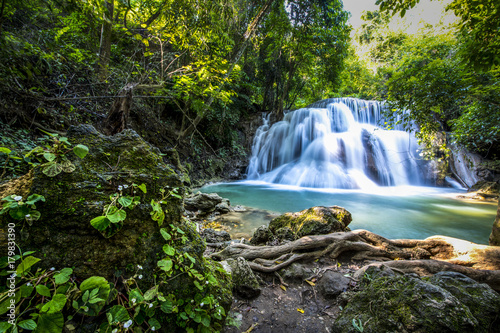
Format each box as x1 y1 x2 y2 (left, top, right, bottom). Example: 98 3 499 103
317 271 351 299
184 192 223 213
332 272 500 333
201 228 231 243
250 225 273 245
227 257 261 299
278 263 313 283
269 206 351 238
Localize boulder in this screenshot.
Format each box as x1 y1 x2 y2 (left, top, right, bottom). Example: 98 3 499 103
250 225 273 245
226 257 261 299
332 272 500 333
184 192 223 213
268 206 351 238
278 263 314 283
201 228 231 243
317 271 351 299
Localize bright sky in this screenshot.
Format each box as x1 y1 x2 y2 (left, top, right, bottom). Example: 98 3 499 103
342 0 457 34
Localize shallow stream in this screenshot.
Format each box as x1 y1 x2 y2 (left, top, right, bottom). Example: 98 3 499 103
200 181 497 245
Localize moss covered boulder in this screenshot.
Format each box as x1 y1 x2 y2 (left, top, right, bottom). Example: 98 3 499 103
268 206 351 238
332 272 500 333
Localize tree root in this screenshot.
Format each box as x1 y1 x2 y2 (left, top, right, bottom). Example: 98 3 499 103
210 229 500 291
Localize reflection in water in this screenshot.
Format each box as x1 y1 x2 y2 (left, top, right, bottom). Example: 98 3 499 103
200 182 497 245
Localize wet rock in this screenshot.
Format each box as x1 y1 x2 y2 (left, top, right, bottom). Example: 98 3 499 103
470 180 500 199
317 271 351 298
227 257 261 299
184 192 223 214
250 225 273 245
332 272 500 333
201 228 231 243
269 206 351 238
279 263 313 282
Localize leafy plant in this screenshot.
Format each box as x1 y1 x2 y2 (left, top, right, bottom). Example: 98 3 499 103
0 194 45 224
150 187 182 227
25 133 89 177
90 183 146 238
352 318 364 332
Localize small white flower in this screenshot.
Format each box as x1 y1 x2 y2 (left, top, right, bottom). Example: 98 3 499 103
118 185 123 191
112 329 118 333
138 275 143 279
83 306 89 312
151 327 156 331
123 319 133 328
148 303 153 308
131 298 136 304
26 282 31 286
50 267 55 271
137 265 143 270
25 214 31 218
123 185 129 189
205 280 209 284
13 196 22 201
200 302 204 307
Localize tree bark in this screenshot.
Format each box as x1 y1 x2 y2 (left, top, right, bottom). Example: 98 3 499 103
211 230 500 291
489 198 500 246
104 83 137 135
97 0 114 81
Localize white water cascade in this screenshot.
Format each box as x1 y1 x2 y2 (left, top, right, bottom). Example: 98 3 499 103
246 98 425 189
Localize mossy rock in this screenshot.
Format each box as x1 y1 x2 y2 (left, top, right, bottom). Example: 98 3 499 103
1 125 184 282
332 272 500 333
470 181 500 198
268 206 351 238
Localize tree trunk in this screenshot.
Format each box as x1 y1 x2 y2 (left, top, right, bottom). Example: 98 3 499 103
104 83 137 135
97 0 114 81
489 198 500 246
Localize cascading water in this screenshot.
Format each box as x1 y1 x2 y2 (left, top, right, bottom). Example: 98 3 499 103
246 98 426 189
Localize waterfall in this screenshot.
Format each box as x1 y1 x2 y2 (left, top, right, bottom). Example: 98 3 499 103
246 98 425 189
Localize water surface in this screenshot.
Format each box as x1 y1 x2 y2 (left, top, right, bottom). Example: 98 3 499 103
200 181 497 245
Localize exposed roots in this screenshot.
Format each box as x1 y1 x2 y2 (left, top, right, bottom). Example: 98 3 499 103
210 229 500 291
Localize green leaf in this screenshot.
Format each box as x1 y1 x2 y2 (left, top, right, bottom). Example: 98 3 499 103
41 294 67 314
107 305 130 324
157 259 172 272
9 205 30 220
60 160 76 173
0 322 13 332
160 228 171 241
106 209 126 223
137 183 147 193
18 319 37 330
17 256 41 276
36 285 51 298
160 299 173 313
148 318 161 330
118 196 133 208
73 144 89 159
43 153 56 162
90 216 111 231
30 210 41 221
162 244 175 256
201 313 211 327
35 312 64 333
79 276 110 316
143 286 158 301
193 280 203 291
21 284 34 297
25 194 45 205
128 288 144 306
0 147 12 154
184 253 196 264
42 162 63 177
54 268 73 285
